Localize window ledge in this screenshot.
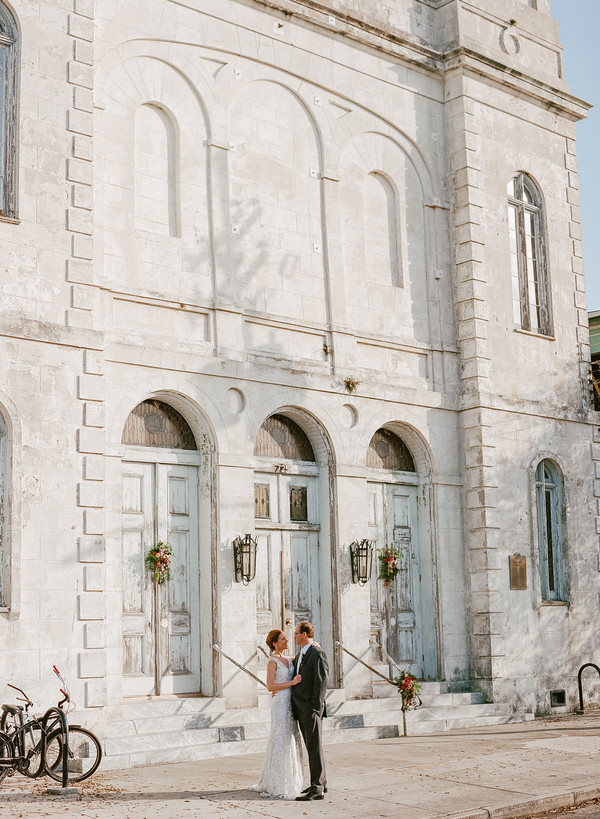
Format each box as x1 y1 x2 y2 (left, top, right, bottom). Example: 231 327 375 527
0 214 20 225
514 328 555 341
539 599 569 608
0 606 10 613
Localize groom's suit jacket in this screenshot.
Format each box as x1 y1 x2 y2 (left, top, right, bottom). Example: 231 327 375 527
291 644 329 719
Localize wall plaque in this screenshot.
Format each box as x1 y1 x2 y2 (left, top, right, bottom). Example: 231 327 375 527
509 554 527 590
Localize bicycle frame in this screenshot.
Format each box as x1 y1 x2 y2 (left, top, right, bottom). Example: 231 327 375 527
1 682 69 786
1 667 99 788
1 685 42 777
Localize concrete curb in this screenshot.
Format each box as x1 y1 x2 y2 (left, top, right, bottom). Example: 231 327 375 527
447 786 600 819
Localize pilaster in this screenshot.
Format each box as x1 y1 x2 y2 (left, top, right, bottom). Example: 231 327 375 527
446 74 503 698
66 0 107 709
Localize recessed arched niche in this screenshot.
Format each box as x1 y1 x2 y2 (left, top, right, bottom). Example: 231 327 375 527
228 81 326 328
339 131 428 346
134 103 180 237
364 172 400 287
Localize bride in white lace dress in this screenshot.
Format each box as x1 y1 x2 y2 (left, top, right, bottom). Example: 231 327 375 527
250 629 304 799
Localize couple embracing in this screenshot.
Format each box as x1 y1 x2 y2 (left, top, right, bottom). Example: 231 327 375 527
250 622 328 801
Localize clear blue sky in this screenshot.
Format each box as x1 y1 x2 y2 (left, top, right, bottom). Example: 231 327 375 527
551 0 600 311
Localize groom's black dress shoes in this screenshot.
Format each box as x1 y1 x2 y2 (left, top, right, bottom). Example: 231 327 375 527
297 787 326 800
301 786 328 794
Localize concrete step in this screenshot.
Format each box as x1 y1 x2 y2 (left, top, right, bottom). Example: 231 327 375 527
404 712 534 736
122 696 226 719
105 689 534 768
328 691 484 713
372 679 452 698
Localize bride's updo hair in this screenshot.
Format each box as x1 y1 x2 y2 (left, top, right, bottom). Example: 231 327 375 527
266 629 283 653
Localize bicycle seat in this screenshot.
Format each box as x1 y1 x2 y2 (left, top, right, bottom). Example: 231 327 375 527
1 703 23 714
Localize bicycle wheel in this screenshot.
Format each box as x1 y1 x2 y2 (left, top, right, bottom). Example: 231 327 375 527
17 720 45 778
45 726 102 783
0 731 15 784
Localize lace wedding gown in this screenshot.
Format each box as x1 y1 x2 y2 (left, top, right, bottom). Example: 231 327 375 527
250 656 304 799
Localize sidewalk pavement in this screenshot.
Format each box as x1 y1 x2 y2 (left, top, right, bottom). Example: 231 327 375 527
2 713 600 819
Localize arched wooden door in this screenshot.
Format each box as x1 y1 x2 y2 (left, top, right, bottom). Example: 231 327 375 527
253 415 322 648
121 400 202 696
367 429 423 677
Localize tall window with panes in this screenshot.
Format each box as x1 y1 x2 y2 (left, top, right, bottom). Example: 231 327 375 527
535 460 567 602
507 173 551 336
0 4 18 219
0 411 7 607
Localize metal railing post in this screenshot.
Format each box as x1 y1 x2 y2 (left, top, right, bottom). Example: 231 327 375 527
213 644 268 687
369 638 403 677
335 641 396 685
577 663 600 712
41 706 69 789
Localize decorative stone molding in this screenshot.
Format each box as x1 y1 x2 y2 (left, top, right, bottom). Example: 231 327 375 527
499 27 522 56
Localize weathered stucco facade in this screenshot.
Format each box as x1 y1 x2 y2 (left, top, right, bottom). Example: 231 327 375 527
1 0 599 765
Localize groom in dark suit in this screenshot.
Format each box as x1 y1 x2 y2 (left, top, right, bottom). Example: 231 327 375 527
291 621 329 801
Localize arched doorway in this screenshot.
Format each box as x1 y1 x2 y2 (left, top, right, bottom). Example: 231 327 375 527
253 414 325 650
121 400 203 696
367 428 424 677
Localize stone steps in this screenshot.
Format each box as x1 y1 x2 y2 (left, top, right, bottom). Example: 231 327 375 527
103 689 534 769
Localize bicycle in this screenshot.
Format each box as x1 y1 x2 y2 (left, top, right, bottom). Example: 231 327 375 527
0 684 45 780
44 666 102 784
0 667 102 785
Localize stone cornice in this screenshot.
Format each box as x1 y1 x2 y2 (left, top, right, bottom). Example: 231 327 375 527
242 0 590 119
444 48 591 121
242 0 444 70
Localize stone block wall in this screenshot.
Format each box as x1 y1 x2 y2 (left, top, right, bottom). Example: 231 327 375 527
0 0 597 733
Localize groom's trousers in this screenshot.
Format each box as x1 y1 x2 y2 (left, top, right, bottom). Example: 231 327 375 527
296 709 326 792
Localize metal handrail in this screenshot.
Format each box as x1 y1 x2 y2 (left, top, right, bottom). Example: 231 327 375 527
335 641 395 685
213 644 267 688
369 638 402 676
577 662 600 712
257 643 270 659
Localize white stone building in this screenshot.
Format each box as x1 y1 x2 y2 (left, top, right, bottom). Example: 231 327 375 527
0 0 599 765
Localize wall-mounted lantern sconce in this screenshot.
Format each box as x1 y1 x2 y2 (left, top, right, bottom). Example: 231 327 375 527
350 539 374 586
233 534 258 585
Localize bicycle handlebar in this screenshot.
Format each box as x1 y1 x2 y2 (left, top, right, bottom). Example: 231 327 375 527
5 670 73 716
52 666 72 708
7 683 33 707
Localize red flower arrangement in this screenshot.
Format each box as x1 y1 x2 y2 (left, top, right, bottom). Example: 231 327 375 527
395 671 421 710
377 544 403 587
145 542 172 585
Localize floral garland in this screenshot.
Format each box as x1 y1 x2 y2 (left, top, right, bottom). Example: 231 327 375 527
377 544 403 587
145 542 172 585
395 671 421 710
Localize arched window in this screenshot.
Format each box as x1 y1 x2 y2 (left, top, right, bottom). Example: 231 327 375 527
367 428 416 472
121 400 196 449
254 414 315 462
0 411 7 606
535 460 567 601
507 173 551 335
0 4 18 219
